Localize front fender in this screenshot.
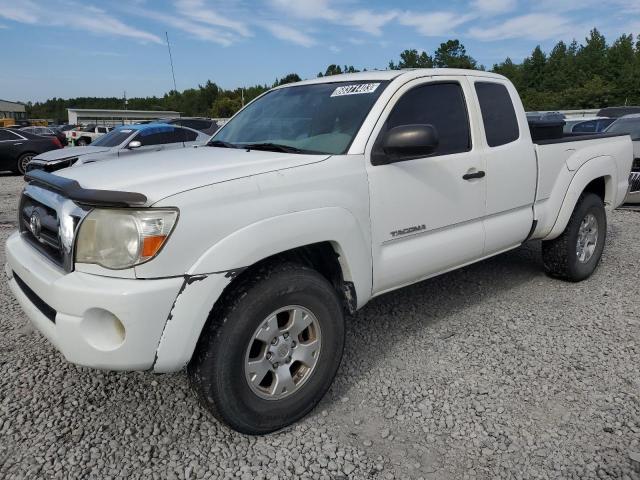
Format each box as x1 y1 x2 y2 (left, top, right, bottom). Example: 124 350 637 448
153 207 372 372
187 207 372 308
544 155 615 240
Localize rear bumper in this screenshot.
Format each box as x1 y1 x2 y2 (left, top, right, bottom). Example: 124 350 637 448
625 171 640 204
5 232 183 371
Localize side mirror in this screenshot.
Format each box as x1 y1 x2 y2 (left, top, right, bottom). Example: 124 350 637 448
127 140 142 150
373 124 439 165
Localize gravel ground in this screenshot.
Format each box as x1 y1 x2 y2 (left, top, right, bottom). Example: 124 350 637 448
1 172 639 480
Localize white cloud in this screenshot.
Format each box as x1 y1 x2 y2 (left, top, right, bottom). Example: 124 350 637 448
0 0 163 44
268 0 396 36
472 0 516 13
260 22 316 47
141 9 237 46
398 11 476 36
174 0 252 37
468 13 572 41
0 0 39 23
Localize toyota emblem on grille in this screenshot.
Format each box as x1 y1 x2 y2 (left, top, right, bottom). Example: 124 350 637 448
29 212 42 239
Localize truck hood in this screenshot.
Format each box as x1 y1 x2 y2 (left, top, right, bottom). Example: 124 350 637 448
54 146 330 204
34 146 112 161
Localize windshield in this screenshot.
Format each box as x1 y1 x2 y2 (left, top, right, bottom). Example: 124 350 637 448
605 118 640 140
91 128 134 147
212 81 389 155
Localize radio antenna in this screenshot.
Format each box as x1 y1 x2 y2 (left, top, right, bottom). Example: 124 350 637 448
166 31 178 93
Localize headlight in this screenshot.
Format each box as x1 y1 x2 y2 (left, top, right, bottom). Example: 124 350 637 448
75 208 178 269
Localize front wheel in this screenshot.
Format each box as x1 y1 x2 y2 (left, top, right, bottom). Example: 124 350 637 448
542 192 606 281
188 262 345 434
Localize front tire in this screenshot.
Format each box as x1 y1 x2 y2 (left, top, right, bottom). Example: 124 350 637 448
542 192 606 281
188 262 345 434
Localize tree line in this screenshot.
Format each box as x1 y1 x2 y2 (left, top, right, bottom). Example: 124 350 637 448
25 28 640 122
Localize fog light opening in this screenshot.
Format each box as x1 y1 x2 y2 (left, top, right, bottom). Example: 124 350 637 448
81 308 126 351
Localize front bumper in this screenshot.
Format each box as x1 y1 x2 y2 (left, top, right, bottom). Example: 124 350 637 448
5 232 184 371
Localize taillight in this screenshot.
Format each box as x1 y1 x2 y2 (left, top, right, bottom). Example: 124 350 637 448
72 131 76 137
52 137 62 148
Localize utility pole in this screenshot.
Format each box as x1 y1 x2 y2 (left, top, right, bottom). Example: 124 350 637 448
166 31 178 94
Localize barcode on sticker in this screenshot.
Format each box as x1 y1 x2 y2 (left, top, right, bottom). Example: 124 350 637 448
331 83 380 97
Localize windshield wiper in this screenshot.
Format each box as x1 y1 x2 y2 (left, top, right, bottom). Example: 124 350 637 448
207 139 239 148
243 142 308 154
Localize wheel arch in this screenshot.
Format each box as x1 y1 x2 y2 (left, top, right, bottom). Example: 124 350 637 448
544 155 615 240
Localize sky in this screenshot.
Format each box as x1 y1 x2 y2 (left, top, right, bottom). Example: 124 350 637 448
1 0 639 103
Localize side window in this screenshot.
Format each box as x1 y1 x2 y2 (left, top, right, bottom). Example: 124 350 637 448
0 129 19 141
180 119 212 131
572 120 597 133
475 82 519 147
180 128 198 142
138 127 180 146
384 82 471 156
97 127 107 133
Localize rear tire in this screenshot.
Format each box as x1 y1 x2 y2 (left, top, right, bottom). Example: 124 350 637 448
76 138 89 146
188 261 345 435
16 153 35 175
542 192 606 281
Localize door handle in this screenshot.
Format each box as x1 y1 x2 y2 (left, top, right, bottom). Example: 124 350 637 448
462 170 485 180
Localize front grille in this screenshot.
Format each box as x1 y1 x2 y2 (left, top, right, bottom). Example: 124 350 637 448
20 193 65 267
18 184 89 272
13 272 57 323
629 171 640 193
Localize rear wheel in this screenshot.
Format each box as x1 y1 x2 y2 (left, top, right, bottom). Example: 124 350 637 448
188 262 345 434
16 153 35 175
542 192 606 281
76 138 89 146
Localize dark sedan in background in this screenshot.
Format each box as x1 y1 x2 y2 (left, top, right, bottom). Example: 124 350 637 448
0 128 63 174
20 126 68 146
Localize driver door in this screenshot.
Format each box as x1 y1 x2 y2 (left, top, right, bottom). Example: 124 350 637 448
366 77 487 294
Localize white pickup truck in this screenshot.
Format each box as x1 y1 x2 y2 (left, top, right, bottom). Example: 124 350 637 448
67 125 112 146
5 69 632 434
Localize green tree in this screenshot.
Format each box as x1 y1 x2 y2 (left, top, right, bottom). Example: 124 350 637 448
274 73 301 86
522 45 547 90
433 40 477 69
389 49 433 69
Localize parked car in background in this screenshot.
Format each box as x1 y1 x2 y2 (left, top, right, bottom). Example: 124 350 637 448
563 117 616 134
66 124 112 146
597 106 640 118
56 124 77 134
605 114 640 203
165 117 221 136
27 123 209 173
21 126 68 146
0 127 63 174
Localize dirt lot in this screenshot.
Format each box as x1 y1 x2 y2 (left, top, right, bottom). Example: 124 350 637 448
1 172 639 480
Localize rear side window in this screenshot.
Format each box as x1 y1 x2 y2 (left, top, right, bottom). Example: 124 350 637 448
0 129 19 141
178 119 212 131
475 82 519 147
180 128 198 142
572 120 598 133
385 82 471 156
138 126 181 146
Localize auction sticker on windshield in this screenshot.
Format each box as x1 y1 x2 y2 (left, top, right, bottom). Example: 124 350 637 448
331 83 380 97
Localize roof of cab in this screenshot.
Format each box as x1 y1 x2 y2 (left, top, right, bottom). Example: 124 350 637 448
279 68 508 89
